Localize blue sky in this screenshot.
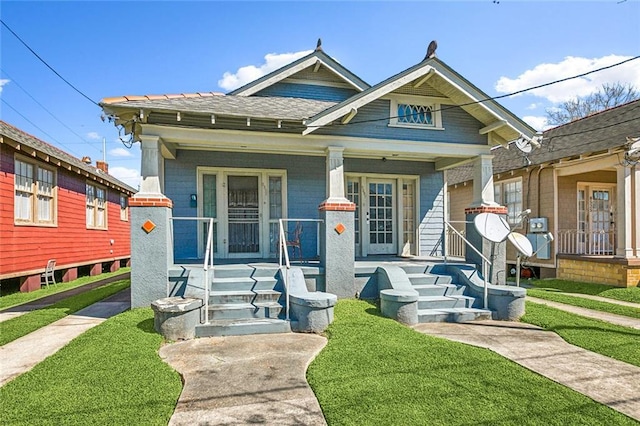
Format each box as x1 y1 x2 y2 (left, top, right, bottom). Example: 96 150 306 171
2 1 639 188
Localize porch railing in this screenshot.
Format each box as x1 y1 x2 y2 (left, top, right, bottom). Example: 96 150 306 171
278 218 323 322
445 221 467 259
171 217 215 324
443 220 491 309
557 229 616 256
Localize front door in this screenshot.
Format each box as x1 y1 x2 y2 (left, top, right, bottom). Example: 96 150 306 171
227 175 260 256
578 185 615 255
367 180 396 255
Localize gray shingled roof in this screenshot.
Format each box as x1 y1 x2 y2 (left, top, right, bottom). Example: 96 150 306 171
448 99 640 185
102 94 338 121
0 120 136 193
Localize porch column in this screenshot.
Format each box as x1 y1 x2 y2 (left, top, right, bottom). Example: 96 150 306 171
634 167 640 258
319 147 356 298
465 154 506 285
129 135 174 308
615 165 636 258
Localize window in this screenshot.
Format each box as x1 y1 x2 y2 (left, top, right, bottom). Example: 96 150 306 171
86 183 107 229
389 95 443 129
120 195 128 221
494 178 522 226
14 157 56 225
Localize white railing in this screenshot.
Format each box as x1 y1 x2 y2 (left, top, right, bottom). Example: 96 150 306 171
558 229 616 255
171 217 215 324
445 221 467 259
278 218 323 322
443 220 492 310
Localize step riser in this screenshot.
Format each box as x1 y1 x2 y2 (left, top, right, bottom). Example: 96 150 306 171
211 278 278 292
418 299 470 309
211 266 280 279
196 321 291 337
413 285 452 297
210 292 281 304
418 311 492 323
399 265 430 274
207 306 283 321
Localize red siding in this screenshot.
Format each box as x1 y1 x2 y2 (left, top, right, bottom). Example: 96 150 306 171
0 144 132 277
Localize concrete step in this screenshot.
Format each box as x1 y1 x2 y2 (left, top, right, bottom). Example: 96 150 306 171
209 290 282 304
212 264 280 279
207 302 284 321
406 273 454 286
211 277 279 292
418 308 492 323
399 265 430 275
418 296 462 310
412 284 456 297
195 318 291 337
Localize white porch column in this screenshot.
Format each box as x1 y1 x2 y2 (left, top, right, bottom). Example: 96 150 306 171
138 135 165 196
634 166 640 258
471 154 498 207
326 146 349 202
616 165 634 258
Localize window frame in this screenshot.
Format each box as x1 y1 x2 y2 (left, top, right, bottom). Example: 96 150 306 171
494 177 523 227
120 194 129 221
388 94 444 130
86 182 108 230
14 155 57 227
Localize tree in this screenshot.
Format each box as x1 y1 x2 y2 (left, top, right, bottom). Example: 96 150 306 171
545 82 640 126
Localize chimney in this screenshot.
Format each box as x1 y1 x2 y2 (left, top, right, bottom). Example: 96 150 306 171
96 161 109 174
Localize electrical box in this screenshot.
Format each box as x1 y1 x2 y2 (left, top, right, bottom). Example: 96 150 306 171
529 217 548 233
526 233 552 259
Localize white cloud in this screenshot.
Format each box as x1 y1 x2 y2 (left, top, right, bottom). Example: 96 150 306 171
526 103 541 110
218 50 313 91
0 79 9 93
86 131 100 140
109 147 133 158
495 55 640 103
522 115 550 132
109 166 140 190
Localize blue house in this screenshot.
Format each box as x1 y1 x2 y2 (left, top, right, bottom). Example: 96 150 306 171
101 42 535 336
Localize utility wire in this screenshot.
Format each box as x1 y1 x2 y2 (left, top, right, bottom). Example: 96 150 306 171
0 19 100 107
1 99 83 157
1 68 101 149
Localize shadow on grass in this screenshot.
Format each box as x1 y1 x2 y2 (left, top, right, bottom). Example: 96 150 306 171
137 317 157 334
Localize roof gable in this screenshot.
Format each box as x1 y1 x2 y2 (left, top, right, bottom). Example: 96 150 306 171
229 49 370 96
303 57 535 144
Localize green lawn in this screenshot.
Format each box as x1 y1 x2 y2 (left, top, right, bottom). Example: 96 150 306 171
0 268 130 310
0 308 182 425
527 288 640 319
307 300 636 426
0 279 130 346
529 279 640 303
522 301 640 367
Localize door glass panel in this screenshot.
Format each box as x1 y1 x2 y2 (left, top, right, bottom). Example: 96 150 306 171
228 176 259 254
402 181 415 255
268 176 283 255
346 179 360 246
203 174 218 253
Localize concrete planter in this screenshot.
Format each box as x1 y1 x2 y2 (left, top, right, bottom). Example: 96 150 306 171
151 297 203 341
380 289 419 325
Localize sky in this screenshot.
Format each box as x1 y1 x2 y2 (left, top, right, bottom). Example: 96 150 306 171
1 1 639 189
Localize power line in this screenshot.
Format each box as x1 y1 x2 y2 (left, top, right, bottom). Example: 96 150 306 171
1 99 83 157
0 19 100 107
1 68 102 149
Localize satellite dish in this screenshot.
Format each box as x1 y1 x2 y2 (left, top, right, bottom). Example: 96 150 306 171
508 232 533 257
474 212 511 243
514 137 532 154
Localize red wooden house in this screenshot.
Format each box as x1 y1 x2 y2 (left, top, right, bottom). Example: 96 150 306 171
1 121 136 292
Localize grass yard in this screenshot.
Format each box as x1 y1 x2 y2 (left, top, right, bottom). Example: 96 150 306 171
307 300 636 426
0 279 130 346
527 288 640 319
529 279 640 304
522 301 640 368
0 268 131 310
0 308 182 426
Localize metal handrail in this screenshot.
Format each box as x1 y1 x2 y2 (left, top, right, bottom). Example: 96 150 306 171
278 218 324 322
444 220 492 310
171 217 214 324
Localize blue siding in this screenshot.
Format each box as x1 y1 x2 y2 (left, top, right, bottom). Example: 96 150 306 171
254 82 358 103
316 100 487 145
165 151 326 260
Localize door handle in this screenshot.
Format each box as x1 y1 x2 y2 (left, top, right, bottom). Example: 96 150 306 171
366 211 370 224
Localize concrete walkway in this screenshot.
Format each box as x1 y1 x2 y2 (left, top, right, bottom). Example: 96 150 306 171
551 292 640 308
527 296 640 329
0 288 130 386
414 320 640 421
159 333 328 426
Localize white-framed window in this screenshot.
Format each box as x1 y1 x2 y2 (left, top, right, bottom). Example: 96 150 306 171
388 95 443 130
120 194 128 221
14 156 56 226
495 178 522 226
86 182 107 229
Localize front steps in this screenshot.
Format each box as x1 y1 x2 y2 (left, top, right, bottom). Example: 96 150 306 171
399 264 492 323
194 264 291 337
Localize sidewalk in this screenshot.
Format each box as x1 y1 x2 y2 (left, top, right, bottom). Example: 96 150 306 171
0 271 130 323
552 292 640 308
0 288 130 386
414 320 640 421
526 296 640 329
